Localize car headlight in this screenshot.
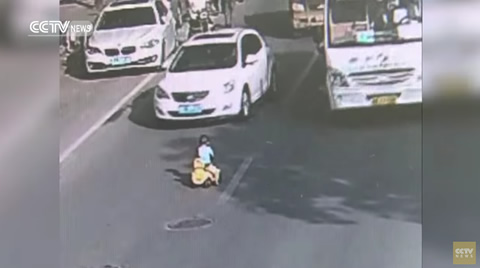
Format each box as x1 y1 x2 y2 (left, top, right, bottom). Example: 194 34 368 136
155 85 170 99
328 68 349 87
224 80 235 93
141 39 160 49
86 45 102 55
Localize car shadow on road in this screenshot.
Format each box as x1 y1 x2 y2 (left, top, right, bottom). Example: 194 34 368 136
154 108 421 225
234 152 420 225
63 49 159 81
244 11 311 39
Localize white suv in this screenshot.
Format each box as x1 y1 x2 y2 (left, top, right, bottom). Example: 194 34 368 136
84 0 178 73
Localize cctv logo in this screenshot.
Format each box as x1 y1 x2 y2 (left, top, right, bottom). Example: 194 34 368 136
456 248 474 258
453 242 476 265
29 21 93 36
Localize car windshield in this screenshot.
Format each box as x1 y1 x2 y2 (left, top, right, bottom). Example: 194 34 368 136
328 0 422 47
169 44 238 72
96 7 157 30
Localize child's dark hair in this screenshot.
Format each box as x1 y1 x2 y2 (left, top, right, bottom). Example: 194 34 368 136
199 135 210 145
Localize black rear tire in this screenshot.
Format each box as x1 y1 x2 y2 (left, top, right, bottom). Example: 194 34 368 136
238 89 252 120
267 66 278 100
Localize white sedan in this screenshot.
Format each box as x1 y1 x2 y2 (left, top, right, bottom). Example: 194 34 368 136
154 28 277 120
84 0 177 73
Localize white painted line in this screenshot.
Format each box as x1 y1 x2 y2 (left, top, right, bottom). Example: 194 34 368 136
283 50 319 103
59 72 157 164
217 156 253 205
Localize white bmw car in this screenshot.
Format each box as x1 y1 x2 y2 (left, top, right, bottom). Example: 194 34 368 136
154 28 277 120
84 0 177 73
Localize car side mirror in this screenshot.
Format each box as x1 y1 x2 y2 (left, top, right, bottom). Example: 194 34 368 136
244 54 258 66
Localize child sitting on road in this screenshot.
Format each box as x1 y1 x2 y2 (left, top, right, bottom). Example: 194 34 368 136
197 135 220 182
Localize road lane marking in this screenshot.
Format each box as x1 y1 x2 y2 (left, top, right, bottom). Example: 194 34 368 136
283 50 319 104
59 72 157 164
217 156 253 205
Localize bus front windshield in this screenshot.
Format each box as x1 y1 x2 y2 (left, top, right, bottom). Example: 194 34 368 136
328 0 422 47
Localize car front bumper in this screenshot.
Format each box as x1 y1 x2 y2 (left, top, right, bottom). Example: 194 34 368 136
328 84 422 110
154 96 242 121
85 48 162 73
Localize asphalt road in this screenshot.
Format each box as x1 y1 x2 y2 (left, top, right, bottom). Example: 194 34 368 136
60 1 423 268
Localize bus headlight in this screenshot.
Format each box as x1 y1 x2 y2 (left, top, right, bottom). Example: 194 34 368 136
328 68 349 87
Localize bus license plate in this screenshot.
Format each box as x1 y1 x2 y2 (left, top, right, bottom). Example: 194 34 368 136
372 95 397 105
178 104 202 114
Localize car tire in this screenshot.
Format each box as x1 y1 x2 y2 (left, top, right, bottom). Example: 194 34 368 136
239 89 252 120
161 40 166 62
267 66 278 100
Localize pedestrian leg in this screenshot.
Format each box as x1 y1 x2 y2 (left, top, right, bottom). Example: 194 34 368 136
225 1 233 27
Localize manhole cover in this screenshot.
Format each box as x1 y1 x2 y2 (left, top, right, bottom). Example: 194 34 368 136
165 216 213 231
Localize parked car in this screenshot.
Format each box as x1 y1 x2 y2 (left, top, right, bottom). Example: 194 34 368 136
84 0 178 73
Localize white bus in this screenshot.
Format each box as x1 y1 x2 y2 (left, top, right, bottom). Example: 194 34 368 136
314 0 422 110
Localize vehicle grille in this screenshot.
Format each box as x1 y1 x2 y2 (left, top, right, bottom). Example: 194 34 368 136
349 68 415 86
172 91 209 103
121 46 136 55
105 48 120 56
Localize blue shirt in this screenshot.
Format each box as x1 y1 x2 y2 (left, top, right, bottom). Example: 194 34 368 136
198 144 214 164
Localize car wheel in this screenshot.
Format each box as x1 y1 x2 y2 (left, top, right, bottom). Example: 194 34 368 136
161 40 166 62
239 89 251 119
267 66 278 99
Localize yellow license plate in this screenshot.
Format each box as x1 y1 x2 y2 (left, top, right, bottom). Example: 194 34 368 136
372 95 398 105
